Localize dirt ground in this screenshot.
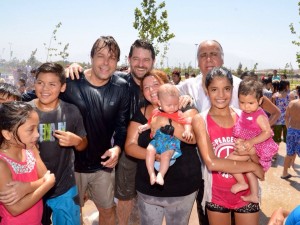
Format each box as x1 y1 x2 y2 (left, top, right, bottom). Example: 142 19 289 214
82 141 300 225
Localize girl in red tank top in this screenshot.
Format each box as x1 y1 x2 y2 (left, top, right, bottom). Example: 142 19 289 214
192 67 264 225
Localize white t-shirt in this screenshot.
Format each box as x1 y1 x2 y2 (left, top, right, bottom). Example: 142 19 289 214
176 74 241 112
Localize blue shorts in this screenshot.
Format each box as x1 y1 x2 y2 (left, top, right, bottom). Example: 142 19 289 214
150 130 182 171
150 130 182 156
46 185 80 225
286 128 300 156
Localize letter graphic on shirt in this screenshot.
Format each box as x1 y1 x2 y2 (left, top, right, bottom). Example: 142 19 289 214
57 122 66 131
39 122 66 142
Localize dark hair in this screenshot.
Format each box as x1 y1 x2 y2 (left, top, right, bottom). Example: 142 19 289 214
296 85 300 96
36 62 66 85
240 71 258 81
238 79 263 101
262 77 272 85
281 74 287 79
205 67 233 88
30 68 37 74
172 70 181 76
19 78 26 86
0 83 21 101
0 101 34 147
128 39 155 60
278 79 290 92
90 36 120 61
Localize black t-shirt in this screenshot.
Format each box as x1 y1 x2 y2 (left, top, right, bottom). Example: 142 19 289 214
132 105 202 197
118 72 145 119
30 100 86 198
60 73 130 172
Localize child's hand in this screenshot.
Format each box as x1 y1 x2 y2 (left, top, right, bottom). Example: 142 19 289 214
43 171 55 186
235 138 252 152
182 130 193 142
243 140 253 151
138 124 148 134
0 181 28 206
267 207 287 225
53 130 80 147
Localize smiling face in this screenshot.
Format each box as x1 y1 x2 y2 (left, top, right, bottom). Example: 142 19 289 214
34 72 66 110
198 40 224 78
207 76 233 110
128 47 154 85
142 75 163 106
90 41 118 86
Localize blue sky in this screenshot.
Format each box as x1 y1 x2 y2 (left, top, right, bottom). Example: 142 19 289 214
0 0 299 70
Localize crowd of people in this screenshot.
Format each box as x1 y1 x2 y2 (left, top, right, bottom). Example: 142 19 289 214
0 37 299 225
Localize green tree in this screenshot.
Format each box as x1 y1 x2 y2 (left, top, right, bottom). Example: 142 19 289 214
44 22 69 62
290 1 300 68
133 0 175 67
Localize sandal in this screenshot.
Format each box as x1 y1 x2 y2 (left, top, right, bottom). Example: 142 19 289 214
280 174 292 179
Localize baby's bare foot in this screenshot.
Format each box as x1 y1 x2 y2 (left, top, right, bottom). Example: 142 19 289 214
156 173 164 185
150 173 156 185
241 194 259 203
231 183 249 194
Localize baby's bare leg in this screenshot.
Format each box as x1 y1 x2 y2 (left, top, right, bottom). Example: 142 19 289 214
146 144 157 185
231 173 249 194
227 152 250 194
241 172 259 203
156 150 174 185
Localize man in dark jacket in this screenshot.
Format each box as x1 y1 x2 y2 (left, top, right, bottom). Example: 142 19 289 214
66 39 156 225
61 36 130 225
115 40 156 225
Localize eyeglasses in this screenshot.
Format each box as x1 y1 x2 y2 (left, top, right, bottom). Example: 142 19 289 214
199 52 220 60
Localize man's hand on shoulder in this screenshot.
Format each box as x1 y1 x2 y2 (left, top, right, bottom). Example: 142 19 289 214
65 63 83 80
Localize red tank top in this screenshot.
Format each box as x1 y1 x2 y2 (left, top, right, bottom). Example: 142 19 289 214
207 115 250 209
0 149 43 225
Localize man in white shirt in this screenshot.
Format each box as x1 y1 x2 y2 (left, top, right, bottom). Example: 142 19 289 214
177 40 241 112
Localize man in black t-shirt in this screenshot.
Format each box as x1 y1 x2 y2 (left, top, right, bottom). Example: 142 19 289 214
61 36 130 225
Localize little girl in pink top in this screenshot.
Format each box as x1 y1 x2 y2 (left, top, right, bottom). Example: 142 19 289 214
0 102 55 225
230 79 278 203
